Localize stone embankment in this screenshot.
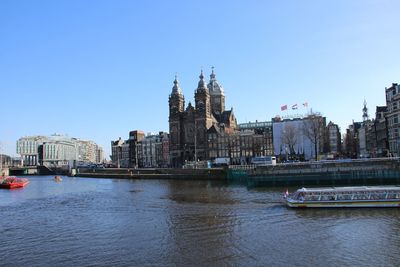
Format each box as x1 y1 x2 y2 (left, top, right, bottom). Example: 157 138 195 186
74 167 226 180
74 158 400 187
228 158 400 187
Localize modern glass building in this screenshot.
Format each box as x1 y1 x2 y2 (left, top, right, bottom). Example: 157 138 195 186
16 134 103 167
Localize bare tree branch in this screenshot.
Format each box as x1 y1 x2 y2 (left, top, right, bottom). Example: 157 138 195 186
303 114 324 160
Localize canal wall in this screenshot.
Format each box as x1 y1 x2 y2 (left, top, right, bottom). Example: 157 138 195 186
74 167 226 180
73 158 400 187
228 158 400 187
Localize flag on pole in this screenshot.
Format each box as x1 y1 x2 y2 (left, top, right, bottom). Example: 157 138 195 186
281 105 287 111
303 102 308 108
292 104 298 110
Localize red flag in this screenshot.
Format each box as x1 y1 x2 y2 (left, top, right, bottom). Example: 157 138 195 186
281 105 287 111
303 102 308 107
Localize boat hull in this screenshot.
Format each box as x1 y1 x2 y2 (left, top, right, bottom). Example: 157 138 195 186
0 178 29 189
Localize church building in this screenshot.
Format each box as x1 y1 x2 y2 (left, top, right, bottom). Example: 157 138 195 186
168 69 237 167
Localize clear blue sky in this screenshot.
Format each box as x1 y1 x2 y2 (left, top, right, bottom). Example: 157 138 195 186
1 0 399 158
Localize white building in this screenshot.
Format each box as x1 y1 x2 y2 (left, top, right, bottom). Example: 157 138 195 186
16 135 48 166
42 139 77 167
273 119 315 160
141 133 160 168
16 134 103 167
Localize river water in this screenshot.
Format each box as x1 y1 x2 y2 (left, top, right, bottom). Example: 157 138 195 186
1 176 400 266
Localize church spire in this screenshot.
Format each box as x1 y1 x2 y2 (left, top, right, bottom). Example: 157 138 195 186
362 99 369 122
171 75 182 95
210 66 216 79
197 69 207 91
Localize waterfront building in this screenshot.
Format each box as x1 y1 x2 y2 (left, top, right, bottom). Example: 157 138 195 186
385 83 400 156
17 134 104 167
111 131 169 168
128 130 145 168
41 138 76 167
327 121 341 156
343 121 362 158
273 118 311 160
140 132 170 168
159 132 170 168
141 133 158 168
358 125 368 158
0 154 12 167
374 106 389 157
223 121 274 164
16 135 48 166
96 146 104 163
168 69 237 167
111 137 129 168
272 114 326 161
76 140 99 163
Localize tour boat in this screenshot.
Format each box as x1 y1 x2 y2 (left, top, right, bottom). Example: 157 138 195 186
285 186 400 208
0 176 30 189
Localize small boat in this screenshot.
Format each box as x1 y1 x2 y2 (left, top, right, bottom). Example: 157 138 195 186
54 175 62 182
285 186 400 208
0 176 30 189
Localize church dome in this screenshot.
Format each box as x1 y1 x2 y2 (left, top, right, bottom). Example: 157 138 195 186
207 68 224 95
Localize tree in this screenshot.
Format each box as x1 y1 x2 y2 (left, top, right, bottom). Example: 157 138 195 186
281 124 298 155
303 114 324 160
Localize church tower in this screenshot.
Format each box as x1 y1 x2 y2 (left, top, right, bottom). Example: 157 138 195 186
169 76 185 167
208 67 225 115
194 70 213 160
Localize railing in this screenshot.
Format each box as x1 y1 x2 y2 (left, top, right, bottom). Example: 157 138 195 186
228 157 400 171
229 165 257 170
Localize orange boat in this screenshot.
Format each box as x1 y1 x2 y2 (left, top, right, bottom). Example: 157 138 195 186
0 176 30 189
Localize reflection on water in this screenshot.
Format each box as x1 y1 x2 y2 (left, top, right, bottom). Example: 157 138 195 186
0 176 399 266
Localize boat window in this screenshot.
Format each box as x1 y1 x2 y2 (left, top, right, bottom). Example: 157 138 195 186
294 192 304 200
370 192 387 200
304 194 320 201
320 195 331 201
337 194 352 200
353 194 368 200
387 193 397 199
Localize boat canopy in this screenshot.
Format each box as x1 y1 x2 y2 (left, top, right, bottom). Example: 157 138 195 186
296 186 400 193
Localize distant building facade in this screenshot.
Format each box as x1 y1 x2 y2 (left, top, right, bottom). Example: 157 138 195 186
374 106 389 157
111 137 129 168
16 135 47 166
128 130 145 168
111 131 169 168
343 121 362 158
385 83 400 156
17 134 103 167
327 121 341 156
